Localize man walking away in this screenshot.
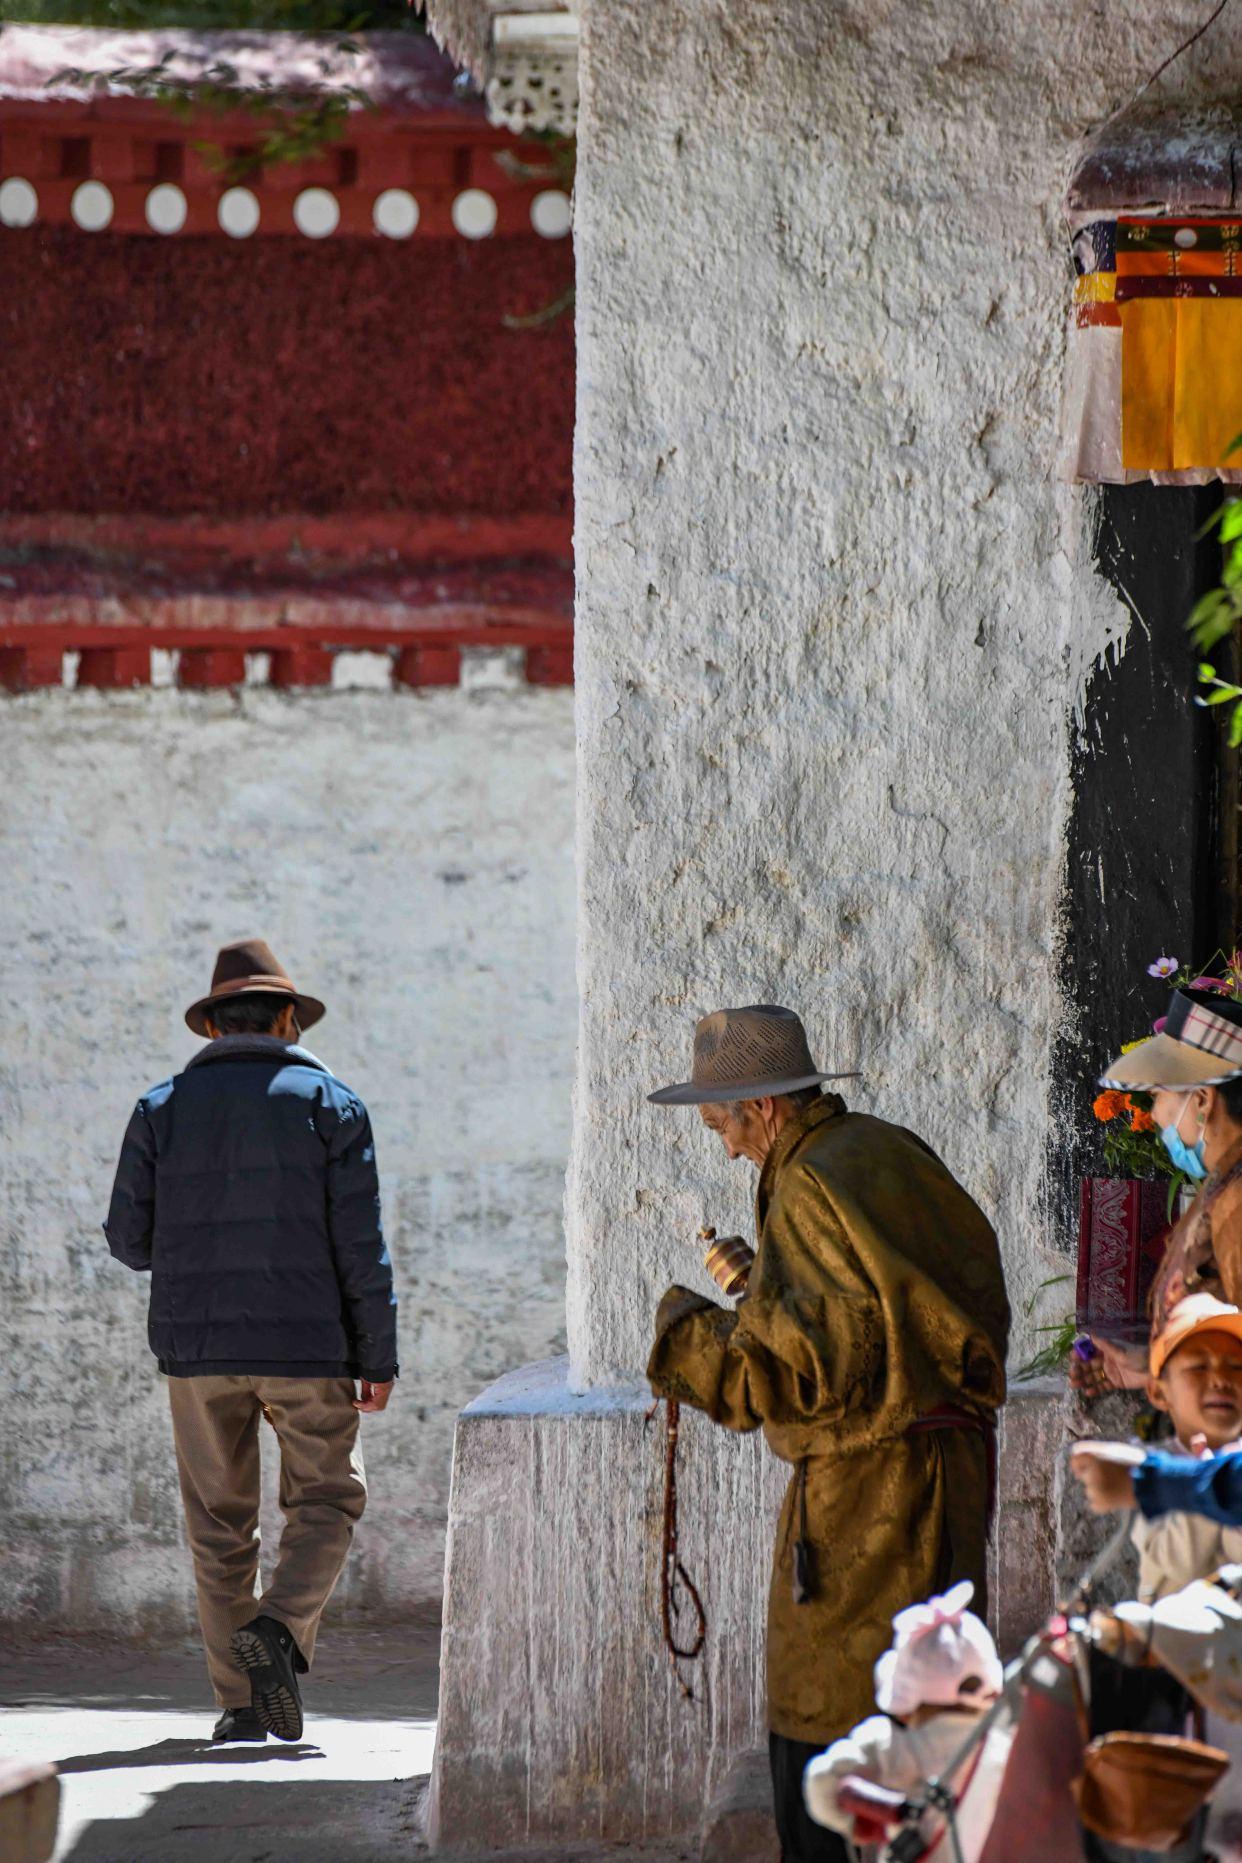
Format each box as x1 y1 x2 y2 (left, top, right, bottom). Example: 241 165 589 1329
104 939 399 1744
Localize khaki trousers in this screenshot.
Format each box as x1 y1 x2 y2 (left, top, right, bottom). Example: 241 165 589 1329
167 1375 367 1708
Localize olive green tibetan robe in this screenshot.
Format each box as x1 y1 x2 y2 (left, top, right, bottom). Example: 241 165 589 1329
647 1096 1010 1745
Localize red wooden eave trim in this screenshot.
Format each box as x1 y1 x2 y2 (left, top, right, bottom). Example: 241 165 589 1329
0 510 574 689
0 33 570 239
0 512 573 564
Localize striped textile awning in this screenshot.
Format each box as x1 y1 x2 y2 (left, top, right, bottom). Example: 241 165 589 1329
1060 103 1242 486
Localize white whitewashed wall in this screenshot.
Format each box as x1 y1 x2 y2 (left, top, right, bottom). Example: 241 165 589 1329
0 677 575 1635
567 0 1239 1384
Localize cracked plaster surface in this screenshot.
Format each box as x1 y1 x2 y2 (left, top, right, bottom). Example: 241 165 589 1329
566 0 1239 1385
0 686 576 1633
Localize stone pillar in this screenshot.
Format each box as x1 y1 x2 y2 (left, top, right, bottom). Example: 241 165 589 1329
429 0 1236 1845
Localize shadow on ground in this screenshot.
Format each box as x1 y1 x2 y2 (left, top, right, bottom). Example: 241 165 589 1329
59 1777 429 1863
56 1737 326 1773
2 1627 694 1862
1 1627 438 1862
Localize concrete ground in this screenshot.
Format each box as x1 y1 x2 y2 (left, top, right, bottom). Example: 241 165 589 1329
0 1626 693 1863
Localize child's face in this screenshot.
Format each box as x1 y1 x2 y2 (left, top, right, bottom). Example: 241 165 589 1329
1148 1328 1242 1450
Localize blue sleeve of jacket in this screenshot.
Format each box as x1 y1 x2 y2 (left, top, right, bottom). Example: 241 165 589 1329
103 1101 157 1271
326 1103 399 1383
1134 1448 1242 1526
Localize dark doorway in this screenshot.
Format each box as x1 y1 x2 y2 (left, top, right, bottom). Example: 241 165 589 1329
1047 481 1232 1246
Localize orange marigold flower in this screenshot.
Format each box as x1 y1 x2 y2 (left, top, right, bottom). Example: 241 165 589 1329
1093 1091 1126 1121
1130 1108 1155 1133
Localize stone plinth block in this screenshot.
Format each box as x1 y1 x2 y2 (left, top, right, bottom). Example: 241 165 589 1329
428 1359 1068 1849
428 1355 784 1849
990 1376 1067 1655
0 1761 58 1863
1057 1388 1144 1612
700 1748 778 1862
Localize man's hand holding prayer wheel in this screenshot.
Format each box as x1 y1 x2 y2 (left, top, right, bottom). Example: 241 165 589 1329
700 1226 754 1298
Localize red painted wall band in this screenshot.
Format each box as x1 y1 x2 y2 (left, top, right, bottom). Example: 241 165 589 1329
0 230 574 519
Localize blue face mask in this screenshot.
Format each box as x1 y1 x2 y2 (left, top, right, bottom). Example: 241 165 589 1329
1161 1099 1208 1181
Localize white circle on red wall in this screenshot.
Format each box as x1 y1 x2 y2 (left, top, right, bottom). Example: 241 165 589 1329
145 183 187 235
452 188 497 239
531 189 571 239
218 187 260 238
0 177 37 227
294 188 340 238
71 182 113 232
374 189 419 239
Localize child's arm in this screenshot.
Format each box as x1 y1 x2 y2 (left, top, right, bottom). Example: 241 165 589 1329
804 1716 916 1833
1073 1441 1242 1527
1135 1449 1242 1527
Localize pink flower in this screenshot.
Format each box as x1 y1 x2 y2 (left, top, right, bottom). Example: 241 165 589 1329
1148 956 1178 978
1190 976 1232 994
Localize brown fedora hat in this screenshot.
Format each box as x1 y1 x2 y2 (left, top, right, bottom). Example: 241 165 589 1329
648 1004 860 1106
185 937 325 1038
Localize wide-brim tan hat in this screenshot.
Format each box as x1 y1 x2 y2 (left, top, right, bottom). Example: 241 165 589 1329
1150 1292 1242 1379
1101 988 1242 1092
185 937 325 1038
648 1004 860 1106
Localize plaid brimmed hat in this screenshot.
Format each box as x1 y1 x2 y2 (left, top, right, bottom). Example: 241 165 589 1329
1100 988 1242 1092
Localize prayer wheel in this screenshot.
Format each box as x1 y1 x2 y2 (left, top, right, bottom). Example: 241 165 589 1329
700 1226 754 1298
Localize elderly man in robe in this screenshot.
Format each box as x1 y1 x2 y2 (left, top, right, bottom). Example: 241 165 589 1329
647 1005 1010 1863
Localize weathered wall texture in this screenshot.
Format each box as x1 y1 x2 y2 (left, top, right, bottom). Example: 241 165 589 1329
430 0 1241 1844
0 677 575 1634
567 0 1237 1384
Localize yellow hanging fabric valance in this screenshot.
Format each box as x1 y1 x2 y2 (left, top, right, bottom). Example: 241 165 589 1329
1060 104 1242 486
1119 221 1242 471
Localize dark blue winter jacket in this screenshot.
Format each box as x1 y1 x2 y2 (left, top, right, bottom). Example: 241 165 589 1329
104 1035 398 1382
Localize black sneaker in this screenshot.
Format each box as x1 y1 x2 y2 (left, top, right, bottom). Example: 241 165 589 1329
212 1705 268 1743
228 1615 305 1742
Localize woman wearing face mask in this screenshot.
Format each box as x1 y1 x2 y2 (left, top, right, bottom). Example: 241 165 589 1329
1095 989 1242 1376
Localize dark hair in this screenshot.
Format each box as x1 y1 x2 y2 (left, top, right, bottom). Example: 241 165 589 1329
209 993 295 1037
726 1085 823 1117
1220 1077 1242 1123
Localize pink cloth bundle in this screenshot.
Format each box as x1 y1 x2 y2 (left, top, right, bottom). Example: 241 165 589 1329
873 1580 1003 1718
